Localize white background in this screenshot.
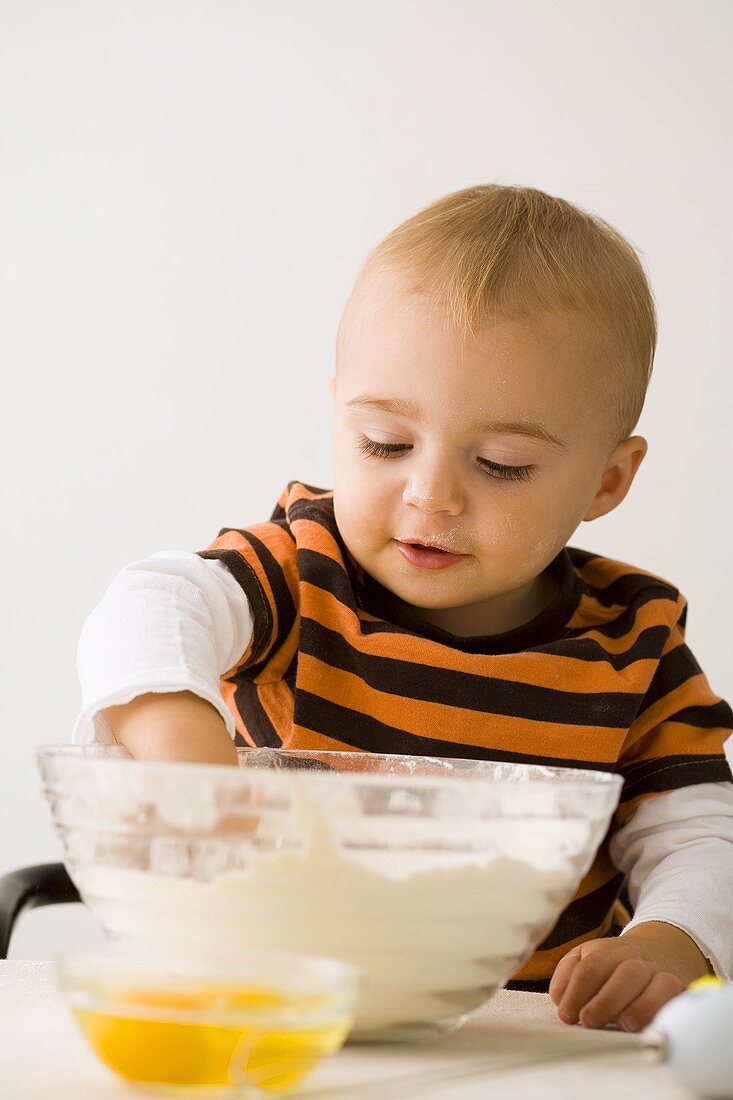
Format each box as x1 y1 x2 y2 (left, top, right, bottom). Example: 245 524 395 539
1 0 731 958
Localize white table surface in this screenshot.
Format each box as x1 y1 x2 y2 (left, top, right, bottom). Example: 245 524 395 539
0 960 696 1099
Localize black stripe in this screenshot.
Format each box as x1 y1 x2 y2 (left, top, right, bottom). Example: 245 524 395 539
672 701 733 728
564 600 671 645
226 531 298 680
288 497 339 534
578 568 678 610
568 602 671 643
233 681 283 748
539 626 670 670
622 750 730 783
638 642 703 713
294 690 617 770
197 548 273 666
242 531 297 644
535 872 625 951
300 618 642 728
619 753 733 798
200 531 298 677
298 549 360 613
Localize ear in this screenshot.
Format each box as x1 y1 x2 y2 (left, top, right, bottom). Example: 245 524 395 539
328 376 336 398
583 436 648 522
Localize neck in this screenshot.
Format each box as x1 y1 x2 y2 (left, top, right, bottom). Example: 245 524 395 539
410 569 559 638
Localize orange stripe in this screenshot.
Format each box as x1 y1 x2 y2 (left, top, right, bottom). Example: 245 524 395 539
623 674 728 760
569 593 628 631
285 727 366 753
294 652 624 763
627 715 731 762
257 680 296 738
257 612 301 682
289 517 341 560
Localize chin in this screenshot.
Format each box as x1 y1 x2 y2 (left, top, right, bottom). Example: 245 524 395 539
383 572 478 610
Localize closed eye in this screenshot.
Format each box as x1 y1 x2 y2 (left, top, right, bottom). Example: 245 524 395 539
356 436 536 483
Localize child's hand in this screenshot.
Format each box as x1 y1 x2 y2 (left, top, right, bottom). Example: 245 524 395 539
548 920 713 1032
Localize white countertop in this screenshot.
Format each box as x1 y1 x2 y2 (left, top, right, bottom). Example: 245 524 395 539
0 960 695 1099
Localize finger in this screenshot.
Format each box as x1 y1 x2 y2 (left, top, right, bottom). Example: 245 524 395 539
557 950 619 1024
548 947 582 1006
618 972 685 1033
577 958 652 1029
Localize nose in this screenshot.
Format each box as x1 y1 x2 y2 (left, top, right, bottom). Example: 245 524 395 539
402 468 465 516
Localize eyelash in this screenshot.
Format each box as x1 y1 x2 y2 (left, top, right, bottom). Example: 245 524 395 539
356 436 536 483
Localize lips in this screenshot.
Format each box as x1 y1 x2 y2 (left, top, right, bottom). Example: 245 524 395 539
398 538 462 554
394 539 469 571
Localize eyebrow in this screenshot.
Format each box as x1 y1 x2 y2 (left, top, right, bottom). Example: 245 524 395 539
345 394 568 451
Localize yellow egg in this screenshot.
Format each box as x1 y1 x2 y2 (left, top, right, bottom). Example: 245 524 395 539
71 985 351 1093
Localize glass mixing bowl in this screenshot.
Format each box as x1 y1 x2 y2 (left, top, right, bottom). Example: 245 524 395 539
38 746 623 1041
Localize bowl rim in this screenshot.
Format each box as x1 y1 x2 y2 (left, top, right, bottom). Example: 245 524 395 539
57 945 361 991
57 950 360 1030
36 744 624 798
32 748 616 783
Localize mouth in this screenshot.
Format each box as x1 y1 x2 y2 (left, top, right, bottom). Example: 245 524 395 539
396 538 464 555
394 539 469 570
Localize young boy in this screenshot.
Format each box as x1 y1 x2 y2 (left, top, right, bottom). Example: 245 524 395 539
74 184 733 1034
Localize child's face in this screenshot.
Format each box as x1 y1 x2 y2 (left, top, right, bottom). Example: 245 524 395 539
330 264 646 634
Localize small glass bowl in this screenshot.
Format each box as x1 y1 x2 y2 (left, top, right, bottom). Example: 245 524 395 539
57 947 361 1098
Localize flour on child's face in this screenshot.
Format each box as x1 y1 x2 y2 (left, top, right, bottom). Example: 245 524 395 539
330 264 615 637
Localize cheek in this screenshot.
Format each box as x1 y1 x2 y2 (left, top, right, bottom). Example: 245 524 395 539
470 507 519 550
521 526 566 571
333 432 395 506
333 457 390 551
480 472 590 570
470 492 565 566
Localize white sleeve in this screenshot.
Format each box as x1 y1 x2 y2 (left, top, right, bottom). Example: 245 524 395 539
72 550 253 745
609 780 733 980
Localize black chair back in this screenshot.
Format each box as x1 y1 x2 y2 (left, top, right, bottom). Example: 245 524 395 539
0 863 81 959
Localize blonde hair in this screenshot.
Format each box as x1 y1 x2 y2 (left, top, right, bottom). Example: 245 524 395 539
341 184 657 449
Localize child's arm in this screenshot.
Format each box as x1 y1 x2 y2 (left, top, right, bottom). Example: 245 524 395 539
102 690 238 764
74 550 253 762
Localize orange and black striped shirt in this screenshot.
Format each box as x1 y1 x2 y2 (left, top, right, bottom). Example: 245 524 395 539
198 481 733 989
